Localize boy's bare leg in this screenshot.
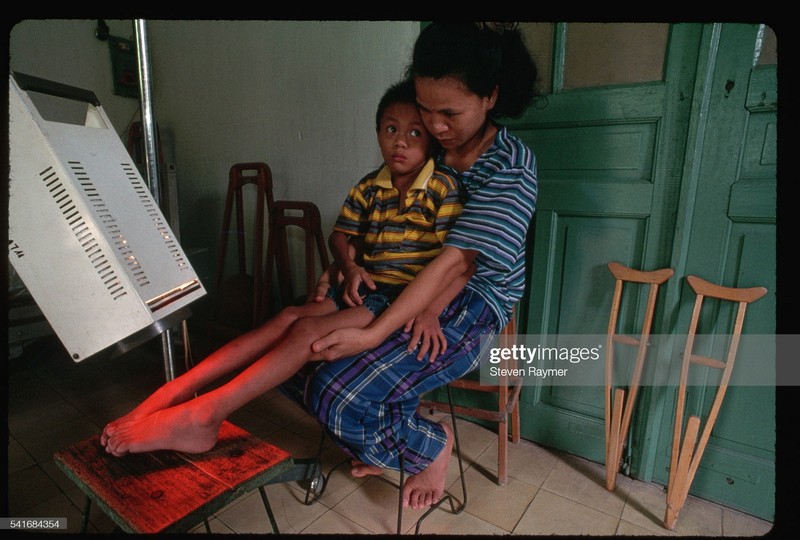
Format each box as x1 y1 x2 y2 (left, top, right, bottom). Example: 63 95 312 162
100 301 337 446
402 422 453 509
102 306 376 456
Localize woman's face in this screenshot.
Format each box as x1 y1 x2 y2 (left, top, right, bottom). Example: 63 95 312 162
414 76 497 152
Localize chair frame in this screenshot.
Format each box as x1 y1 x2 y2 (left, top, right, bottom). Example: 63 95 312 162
213 162 274 331
262 200 330 316
418 309 521 486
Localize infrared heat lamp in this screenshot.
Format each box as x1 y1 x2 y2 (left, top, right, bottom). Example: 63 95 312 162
8 71 206 362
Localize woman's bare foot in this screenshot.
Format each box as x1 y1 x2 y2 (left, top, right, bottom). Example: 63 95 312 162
102 398 221 457
350 460 383 477
402 422 453 509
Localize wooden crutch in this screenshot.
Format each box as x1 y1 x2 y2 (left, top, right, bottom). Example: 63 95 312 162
663 275 767 530
605 262 674 491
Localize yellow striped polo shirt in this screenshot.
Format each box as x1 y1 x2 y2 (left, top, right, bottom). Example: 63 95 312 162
333 158 464 285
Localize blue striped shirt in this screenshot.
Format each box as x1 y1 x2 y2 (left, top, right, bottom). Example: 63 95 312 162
438 126 537 327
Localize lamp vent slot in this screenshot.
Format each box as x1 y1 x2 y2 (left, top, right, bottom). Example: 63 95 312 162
122 163 189 272
68 161 150 288
42 165 127 300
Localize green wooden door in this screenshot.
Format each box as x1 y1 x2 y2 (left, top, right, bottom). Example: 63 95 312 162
510 23 701 461
646 24 776 521
506 23 775 520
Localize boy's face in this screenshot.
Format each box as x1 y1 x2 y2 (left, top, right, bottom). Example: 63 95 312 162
377 102 432 182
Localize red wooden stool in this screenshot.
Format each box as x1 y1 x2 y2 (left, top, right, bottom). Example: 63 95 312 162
54 421 293 534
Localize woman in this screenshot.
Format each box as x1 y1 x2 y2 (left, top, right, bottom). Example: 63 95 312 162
302 22 539 510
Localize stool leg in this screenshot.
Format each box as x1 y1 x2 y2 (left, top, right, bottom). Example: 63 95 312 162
259 486 280 534
81 496 91 533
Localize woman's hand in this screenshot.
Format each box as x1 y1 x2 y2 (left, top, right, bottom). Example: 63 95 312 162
404 310 447 363
311 327 380 361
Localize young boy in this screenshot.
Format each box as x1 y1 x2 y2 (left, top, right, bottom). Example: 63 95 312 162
101 79 470 456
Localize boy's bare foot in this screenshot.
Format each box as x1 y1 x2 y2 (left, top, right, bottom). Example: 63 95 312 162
102 398 221 457
350 460 383 477
402 422 453 509
100 379 190 447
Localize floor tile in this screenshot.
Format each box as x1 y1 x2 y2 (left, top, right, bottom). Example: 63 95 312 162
458 466 537 532
514 489 620 535
7 465 62 516
7 439 36 474
215 483 328 534
332 474 427 534
541 453 631 518
301 509 373 534
412 503 509 535
721 507 773 536
475 434 559 487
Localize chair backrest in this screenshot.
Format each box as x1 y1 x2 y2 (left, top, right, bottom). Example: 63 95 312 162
262 200 330 319
213 162 274 330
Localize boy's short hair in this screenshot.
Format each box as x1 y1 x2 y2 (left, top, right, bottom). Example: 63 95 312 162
374 79 441 156
375 79 417 130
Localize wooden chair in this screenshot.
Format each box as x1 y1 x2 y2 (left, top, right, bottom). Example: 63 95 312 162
211 163 274 336
419 308 521 486
302 385 469 535
663 275 767 530
262 200 330 316
604 262 674 491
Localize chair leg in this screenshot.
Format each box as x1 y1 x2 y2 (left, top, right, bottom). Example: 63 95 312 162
303 430 349 506
400 385 467 534
498 418 508 486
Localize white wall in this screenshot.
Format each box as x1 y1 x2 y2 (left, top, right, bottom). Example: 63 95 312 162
10 19 420 295
9 20 141 136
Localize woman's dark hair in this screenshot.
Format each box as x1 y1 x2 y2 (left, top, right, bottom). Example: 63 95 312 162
375 78 417 130
407 22 539 119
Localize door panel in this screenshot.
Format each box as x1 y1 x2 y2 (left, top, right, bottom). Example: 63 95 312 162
513 23 775 520
511 25 700 464
650 25 776 519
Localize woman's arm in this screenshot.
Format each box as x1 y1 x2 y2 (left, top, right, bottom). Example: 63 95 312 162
312 245 477 360
404 262 475 361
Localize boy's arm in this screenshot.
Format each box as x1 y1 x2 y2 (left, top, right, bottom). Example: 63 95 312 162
329 230 375 307
311 232 361 303
310 260 341 303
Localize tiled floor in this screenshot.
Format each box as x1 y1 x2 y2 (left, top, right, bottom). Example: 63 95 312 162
7 333 774 535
